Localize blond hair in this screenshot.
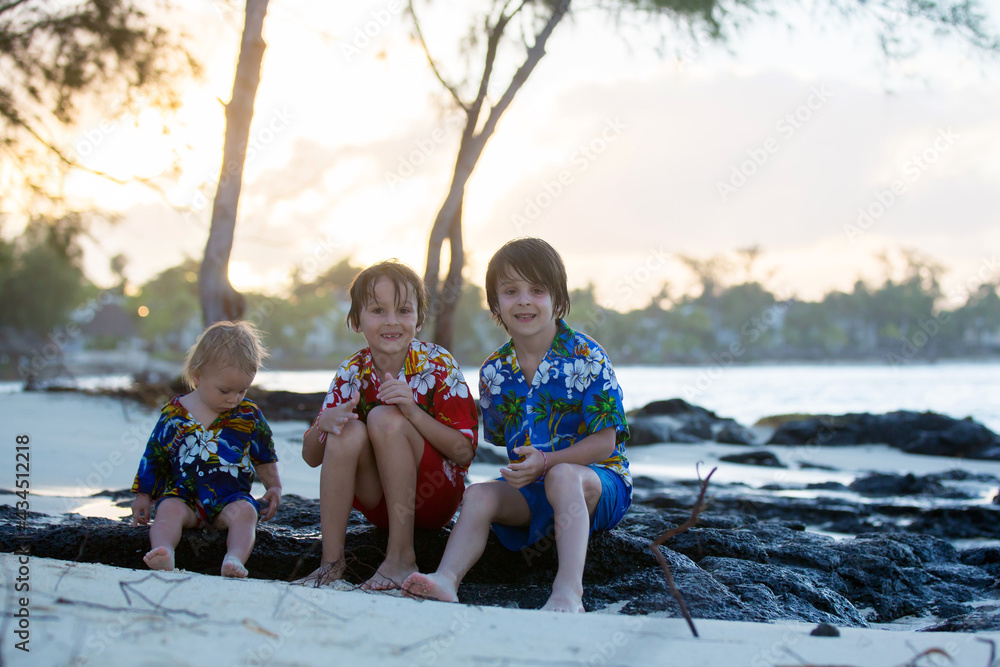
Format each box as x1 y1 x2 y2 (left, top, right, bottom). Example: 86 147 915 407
181 321 268 388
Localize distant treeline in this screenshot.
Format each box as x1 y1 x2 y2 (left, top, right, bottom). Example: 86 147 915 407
2 221 998 375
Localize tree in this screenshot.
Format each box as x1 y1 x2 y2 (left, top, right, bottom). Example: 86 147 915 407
409 0 999 350
0 0 196 213
199 0 270 326
0 215 92 335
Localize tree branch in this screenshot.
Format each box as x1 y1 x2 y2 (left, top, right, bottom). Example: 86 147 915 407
475 0 571 152
649 464 716 638
0 105 175 204
408 0 468 112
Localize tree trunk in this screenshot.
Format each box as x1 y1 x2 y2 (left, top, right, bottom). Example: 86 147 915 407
420 0 572 350
199 0 270 326
433 202 465 345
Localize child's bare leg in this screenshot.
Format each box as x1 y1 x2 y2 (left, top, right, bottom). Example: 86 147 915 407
403 481 529 602
362 406 426 590
145 498 198 571
296 421 379 586
215 500 259 578
541 464 603 613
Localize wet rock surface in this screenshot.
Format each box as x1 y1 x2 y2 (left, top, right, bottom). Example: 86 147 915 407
5 396 1000 632
3 485 998 632
628 399 759 446
766 411 1000 460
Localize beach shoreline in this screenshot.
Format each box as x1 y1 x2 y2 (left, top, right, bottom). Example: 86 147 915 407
5 554 999 667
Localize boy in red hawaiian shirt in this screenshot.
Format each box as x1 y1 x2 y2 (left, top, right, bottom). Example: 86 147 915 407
297 261 478 590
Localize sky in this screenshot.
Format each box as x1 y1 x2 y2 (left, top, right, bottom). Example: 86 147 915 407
25 0 1000 312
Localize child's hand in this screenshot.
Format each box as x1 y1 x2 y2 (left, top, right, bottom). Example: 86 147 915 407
131 494 151 526
316 390 360 436
259 486 281 522
500 446 546 489
376 372 418 418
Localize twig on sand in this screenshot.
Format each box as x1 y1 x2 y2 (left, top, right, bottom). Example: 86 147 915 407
774 644 955 667
977 638 999 667
648 463 717 639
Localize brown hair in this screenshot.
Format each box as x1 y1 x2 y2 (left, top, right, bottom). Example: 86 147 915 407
346 260 427 331
485 238 570 331
181 321 268 388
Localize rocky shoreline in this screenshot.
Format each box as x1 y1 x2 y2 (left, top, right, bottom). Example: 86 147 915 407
2 394 999 632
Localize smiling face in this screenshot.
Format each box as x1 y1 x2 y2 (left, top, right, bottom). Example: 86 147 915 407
495 272 558 343
356 275 419 362
191 362 255 415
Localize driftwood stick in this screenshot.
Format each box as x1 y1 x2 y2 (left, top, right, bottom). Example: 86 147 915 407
649 464 717 638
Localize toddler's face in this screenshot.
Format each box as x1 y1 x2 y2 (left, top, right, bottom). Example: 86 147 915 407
193 363 255 414
357 276 419 358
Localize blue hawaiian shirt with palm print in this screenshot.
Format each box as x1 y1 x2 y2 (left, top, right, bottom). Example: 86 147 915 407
479 319 630 486
132 396 277 513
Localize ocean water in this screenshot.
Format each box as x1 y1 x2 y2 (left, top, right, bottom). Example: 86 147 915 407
255 361 1000 432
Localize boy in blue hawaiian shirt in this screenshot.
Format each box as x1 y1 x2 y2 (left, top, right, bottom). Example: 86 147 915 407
404 238 630 612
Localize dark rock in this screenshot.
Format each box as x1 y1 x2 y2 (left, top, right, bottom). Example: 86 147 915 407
626 418 674 446
807 482 849 491
959 546 1000 578
699 557 867 626
767 411 1000 461
921 607 1000 632
5 486 999 630
473 446 509 465
629 399 753 445
810 622 840 637
929 469 1000 483
716 422 758 445
908 507 1000 540
719 451 786 468
246 389 326 422
633 399 720 419
800 462 840 471
668 529 769 564
848 472 976 499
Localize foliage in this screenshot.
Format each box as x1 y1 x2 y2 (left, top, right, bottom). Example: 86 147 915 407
0 0 198 212
0 215 93 334
125 258 201 353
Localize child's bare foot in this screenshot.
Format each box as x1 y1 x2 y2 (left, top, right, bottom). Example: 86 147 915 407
401 572 458 602
221 554 248 578
361 559 417 591
143 546 175 571
291 558 346 587
541 586 585 613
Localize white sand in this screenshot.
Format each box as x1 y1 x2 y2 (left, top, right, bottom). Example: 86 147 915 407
4 554 998 666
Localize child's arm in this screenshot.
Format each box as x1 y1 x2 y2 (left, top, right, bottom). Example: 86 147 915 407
377 372 475 467
301 391 361 467
501 427 617 489
255 462 282 522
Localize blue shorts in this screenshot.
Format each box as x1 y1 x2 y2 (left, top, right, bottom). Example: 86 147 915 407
156 491 260 527
491 465 632 551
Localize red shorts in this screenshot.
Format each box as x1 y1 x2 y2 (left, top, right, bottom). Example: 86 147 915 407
352 441 465 530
